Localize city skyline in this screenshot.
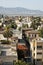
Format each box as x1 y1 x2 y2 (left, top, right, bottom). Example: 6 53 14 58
0 0 43 11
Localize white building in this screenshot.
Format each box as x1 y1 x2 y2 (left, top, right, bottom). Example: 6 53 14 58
0 38 18 63
31 38 43 65
12 29 22 39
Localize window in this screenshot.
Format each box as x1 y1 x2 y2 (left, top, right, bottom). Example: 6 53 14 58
34 53 35 56
37 52 42 55
37 59 42 61
37 46 42 49
35 34 36 37
34 47 35 50
1 51 6 56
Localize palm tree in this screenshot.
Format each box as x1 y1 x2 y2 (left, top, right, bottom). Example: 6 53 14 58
3 25 13 41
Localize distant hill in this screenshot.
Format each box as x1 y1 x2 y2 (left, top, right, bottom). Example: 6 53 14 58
0 7 43 16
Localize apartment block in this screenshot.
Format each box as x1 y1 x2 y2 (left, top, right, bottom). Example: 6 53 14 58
31 38 43 65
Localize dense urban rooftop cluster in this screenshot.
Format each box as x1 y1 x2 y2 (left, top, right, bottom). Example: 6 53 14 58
0 15 43 65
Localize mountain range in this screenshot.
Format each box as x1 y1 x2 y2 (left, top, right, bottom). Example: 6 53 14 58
0 7 43 16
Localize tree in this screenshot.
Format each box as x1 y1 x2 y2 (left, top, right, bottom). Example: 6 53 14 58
22 24 29 28
14 60 31 65
11 22 17 29
39 28 43 38
35 17 41 27
19 16 22 22
3 25 13 41
30 20 37 30
18 27 22 31
30 17 41 30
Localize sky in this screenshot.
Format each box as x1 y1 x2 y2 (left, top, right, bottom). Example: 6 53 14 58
0 0 43 11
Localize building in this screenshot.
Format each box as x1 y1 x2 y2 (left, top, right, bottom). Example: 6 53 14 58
22 28 33 38
17 39 28 59
24 30 40 41
31 38 43 65
0 37 18 64
22 16 32 27
17 38 31 62
12 29 22 39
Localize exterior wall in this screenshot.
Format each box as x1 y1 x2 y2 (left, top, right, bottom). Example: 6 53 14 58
31 39 43 65
0 56 17 62
0 42 18 62
25 30 40 41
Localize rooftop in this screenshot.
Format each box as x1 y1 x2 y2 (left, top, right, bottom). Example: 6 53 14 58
17 44 28 50
25 30 40 34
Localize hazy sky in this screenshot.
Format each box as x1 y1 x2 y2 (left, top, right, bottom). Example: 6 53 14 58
0 0 43 11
